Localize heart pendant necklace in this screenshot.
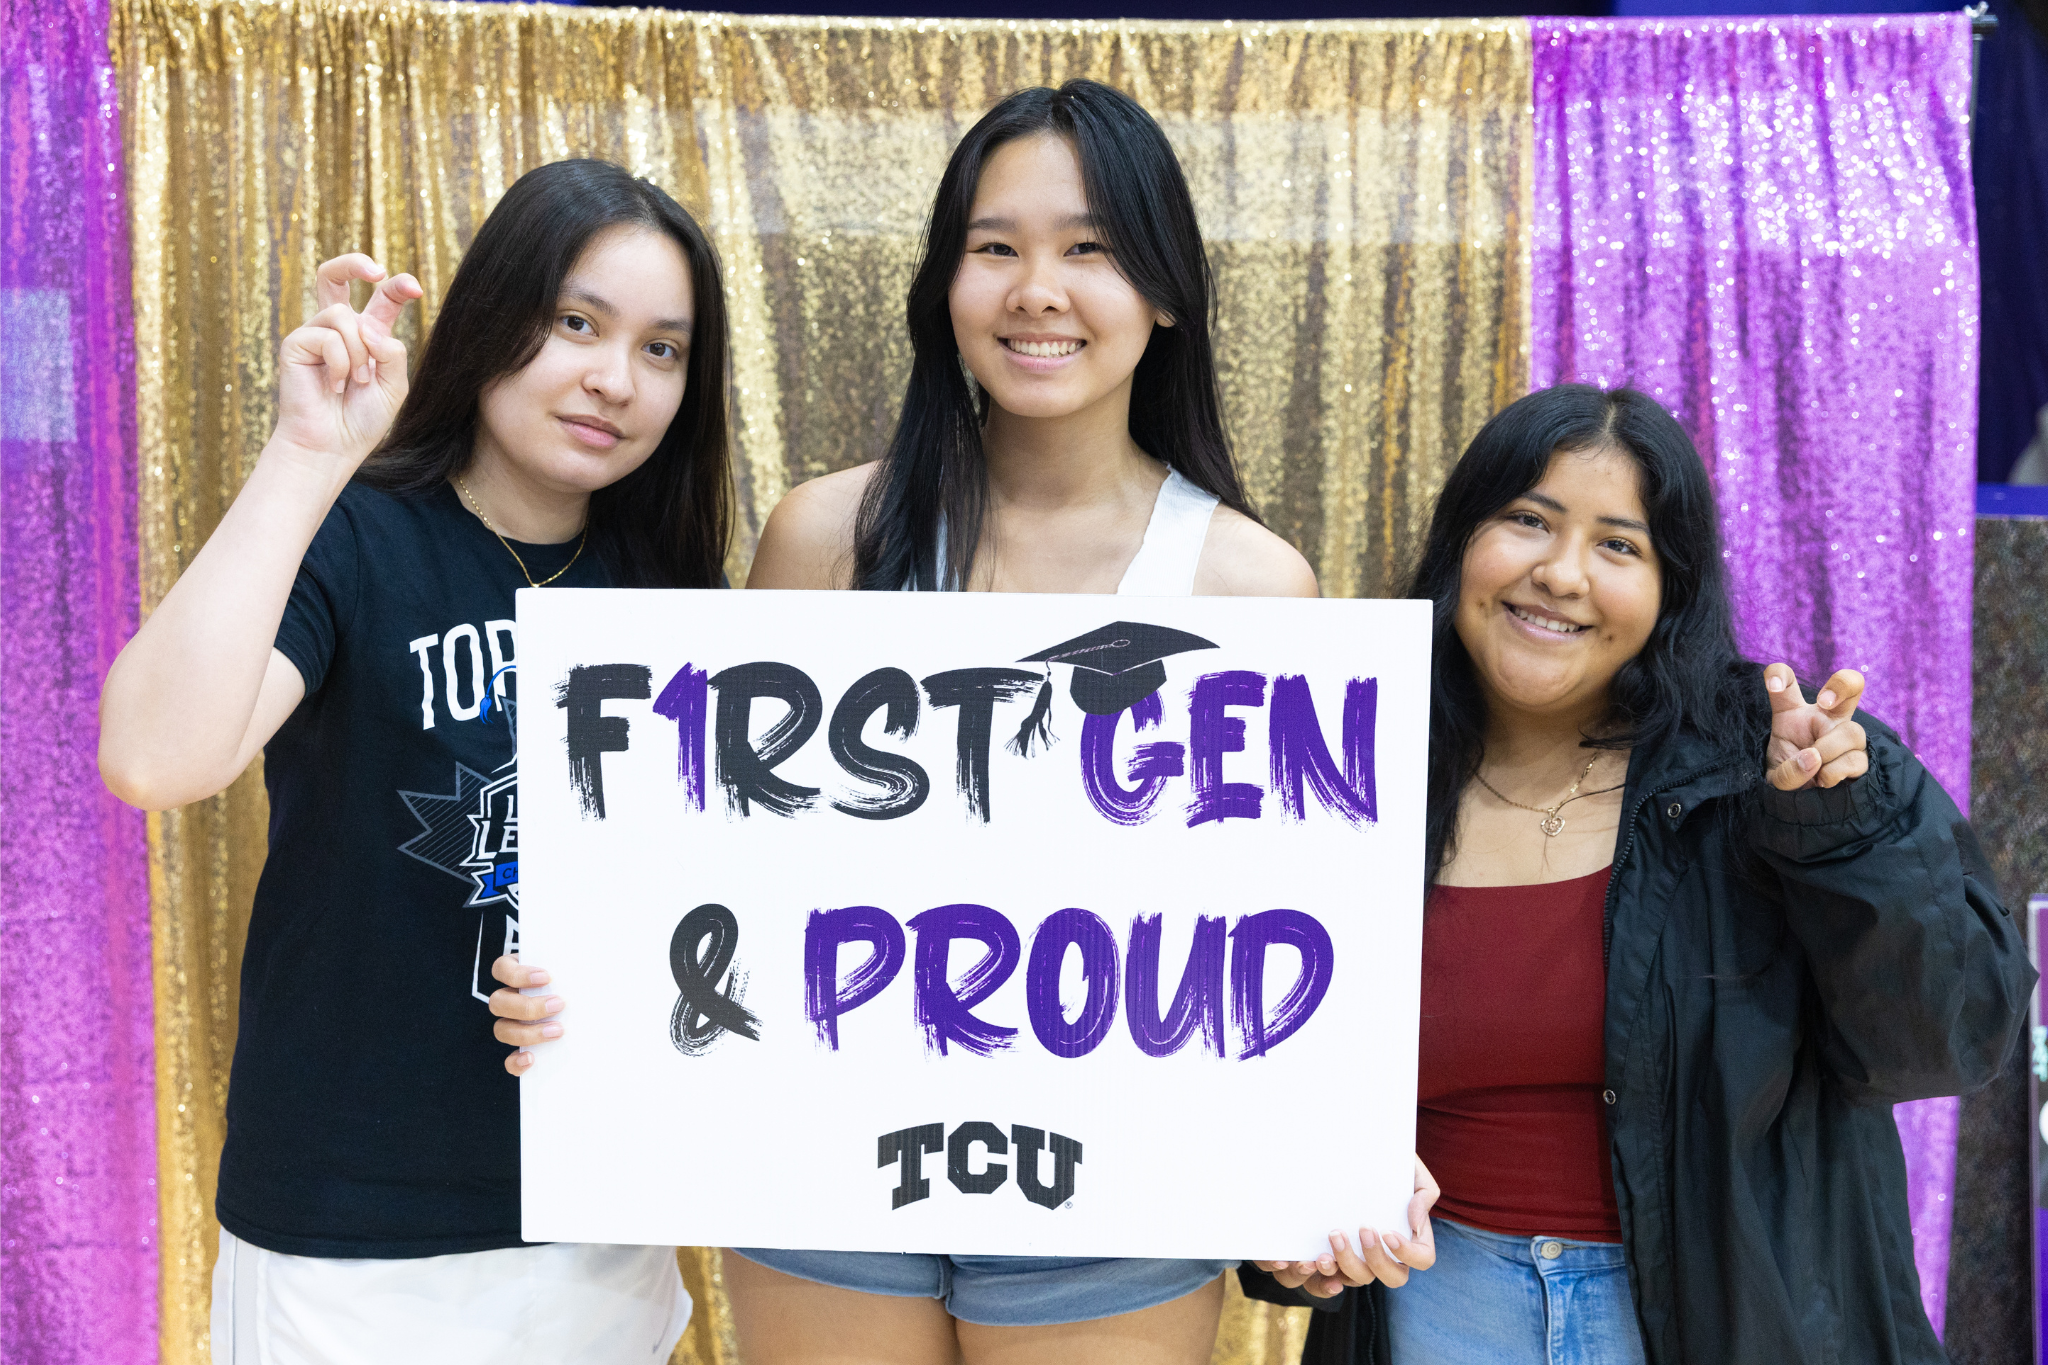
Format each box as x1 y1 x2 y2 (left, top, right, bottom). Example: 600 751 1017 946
1473 755 1612 838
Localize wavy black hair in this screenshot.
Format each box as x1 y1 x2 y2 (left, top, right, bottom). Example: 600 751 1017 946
851 80 1257 591
357 159 732 588
1406 384 1767 883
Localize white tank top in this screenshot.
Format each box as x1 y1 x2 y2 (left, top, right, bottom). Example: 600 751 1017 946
915 469 1219 595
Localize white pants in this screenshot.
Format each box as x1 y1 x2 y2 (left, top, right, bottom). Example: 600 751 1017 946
210 1227 690 1364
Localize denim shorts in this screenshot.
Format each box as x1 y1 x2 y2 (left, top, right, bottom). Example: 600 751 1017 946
728 1248 1233 1327
1383 1219 1646 1365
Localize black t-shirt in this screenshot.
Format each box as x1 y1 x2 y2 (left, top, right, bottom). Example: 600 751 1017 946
218 480 614 1258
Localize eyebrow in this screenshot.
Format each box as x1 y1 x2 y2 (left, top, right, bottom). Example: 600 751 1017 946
1521 491 1650 533
564 288 691 336
966 212 1100 232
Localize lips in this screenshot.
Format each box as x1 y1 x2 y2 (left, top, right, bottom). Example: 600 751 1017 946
558 415 623 449
1506 603 1589 635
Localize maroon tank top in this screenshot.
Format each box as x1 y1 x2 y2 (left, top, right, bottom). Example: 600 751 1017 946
1417 866 1623 1241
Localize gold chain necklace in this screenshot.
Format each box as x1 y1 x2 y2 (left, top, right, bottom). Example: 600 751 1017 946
1472 755 1621 838
457 477 587 588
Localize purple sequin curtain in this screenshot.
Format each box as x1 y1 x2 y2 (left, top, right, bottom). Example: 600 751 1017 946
1529 14 1978 1332
0 0 157 1358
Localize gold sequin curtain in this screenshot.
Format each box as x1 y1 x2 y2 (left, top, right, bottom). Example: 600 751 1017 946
112 4 1531 1363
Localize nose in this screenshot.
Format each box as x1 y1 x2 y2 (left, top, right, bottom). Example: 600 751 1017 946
583 341 635 405
1008 251 1070 317
1530 537 1591 598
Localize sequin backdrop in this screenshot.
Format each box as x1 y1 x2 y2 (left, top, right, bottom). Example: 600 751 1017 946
1528 15 1979 1333
110 5 1533 1362
0 0 157 1359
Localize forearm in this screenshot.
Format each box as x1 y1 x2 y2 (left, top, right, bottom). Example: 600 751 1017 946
1759 740 2033 1099
99 441 344 806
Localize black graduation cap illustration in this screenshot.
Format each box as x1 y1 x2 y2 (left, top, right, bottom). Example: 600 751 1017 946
1006 620 1219 756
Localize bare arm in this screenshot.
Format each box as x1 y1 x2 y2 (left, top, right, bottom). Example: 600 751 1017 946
1193 506 1321 598
742 463 875 590
98 257 421 810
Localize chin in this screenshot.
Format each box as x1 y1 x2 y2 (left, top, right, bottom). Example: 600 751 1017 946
980 382 1096 421
537 446 654 494
1484 661 1584 708
996 396 1090 420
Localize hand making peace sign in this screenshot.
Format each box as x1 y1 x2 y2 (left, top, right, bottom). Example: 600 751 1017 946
1764 664 1868 792
272 253 423 469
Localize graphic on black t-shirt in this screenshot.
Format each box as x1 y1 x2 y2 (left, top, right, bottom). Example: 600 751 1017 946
397 672 522 1002
228 482 621 1259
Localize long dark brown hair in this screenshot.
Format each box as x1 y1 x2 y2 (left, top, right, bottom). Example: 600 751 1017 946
1405 385 1768 884
357 159 732 587
851 80 1257 591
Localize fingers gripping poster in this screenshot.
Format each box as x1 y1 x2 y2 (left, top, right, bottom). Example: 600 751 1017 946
517 590 1430 1259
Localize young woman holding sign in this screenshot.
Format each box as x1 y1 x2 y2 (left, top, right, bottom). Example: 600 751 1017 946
492 81 1437 1364
1243 384 2032 1365
99 160 733 1361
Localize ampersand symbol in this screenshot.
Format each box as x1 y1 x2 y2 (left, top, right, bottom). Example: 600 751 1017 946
669 903 762 1055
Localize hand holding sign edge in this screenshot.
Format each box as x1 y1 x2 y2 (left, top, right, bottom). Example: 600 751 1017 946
1251 1154 1439 1297
492 953 565 1074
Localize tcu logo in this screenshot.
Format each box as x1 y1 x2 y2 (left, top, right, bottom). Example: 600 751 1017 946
879 1122 1082 1211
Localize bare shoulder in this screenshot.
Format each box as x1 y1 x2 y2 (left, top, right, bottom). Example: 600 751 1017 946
1192 505 1320 598
745 463 877 590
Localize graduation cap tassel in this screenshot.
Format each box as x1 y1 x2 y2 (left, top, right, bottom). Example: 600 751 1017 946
1006 675 1057 757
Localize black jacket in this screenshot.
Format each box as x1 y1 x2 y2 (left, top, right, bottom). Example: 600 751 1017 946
1242 698 2033 1365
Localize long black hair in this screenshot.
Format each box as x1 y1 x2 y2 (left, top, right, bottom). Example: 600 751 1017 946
357 159 732 588
851 80 1256 591
1406 384 1767 883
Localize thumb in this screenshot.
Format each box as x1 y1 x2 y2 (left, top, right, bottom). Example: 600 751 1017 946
1763 663 1804 716
360 273 422 343
1815 668 1864 723
364 310 410 394
1769 746 1820 791
365 326 408 377
1408 1189 1434 1239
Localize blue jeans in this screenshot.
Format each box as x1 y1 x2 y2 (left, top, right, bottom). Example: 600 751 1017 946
1384 1220 1647 1365
728 1248 1231 1327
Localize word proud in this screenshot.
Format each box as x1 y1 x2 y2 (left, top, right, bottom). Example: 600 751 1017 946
556 662 1378 827
804 903 1333 1061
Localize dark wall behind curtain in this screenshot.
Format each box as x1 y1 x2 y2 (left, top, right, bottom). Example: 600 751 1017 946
1975 0 2048 481
1956 516 2048 1365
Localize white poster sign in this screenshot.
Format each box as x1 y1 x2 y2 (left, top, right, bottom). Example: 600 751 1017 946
517 589 1429 1260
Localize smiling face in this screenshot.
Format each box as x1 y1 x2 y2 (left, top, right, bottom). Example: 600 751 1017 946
948 132 1171 422
1453 444 1664 726
471 223 695 498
